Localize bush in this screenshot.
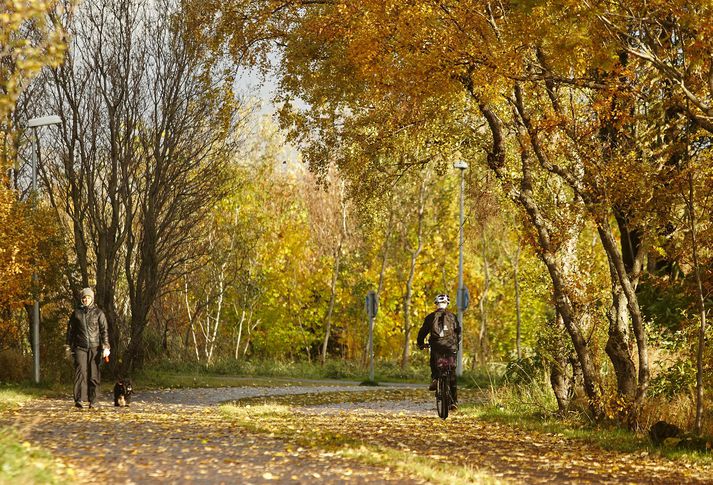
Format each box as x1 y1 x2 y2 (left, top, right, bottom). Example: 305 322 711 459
503 356 545 385
649 359 696 398
0 350 30 381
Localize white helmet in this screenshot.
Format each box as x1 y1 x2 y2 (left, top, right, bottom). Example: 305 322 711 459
434 294 450 306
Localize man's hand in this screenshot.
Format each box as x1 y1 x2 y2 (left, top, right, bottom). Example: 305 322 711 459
102 348 111 359
64 345 72 360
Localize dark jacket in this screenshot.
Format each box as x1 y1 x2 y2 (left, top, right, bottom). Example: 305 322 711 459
417 308 461 352
66 304 110 350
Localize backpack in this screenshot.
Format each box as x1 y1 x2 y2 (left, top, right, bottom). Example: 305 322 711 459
431 310 458 351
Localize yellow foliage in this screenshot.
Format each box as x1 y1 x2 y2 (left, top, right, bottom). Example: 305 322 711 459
0 0 69 336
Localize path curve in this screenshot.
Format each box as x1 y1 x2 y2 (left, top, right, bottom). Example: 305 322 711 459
2 382 427 484
4 382 713 484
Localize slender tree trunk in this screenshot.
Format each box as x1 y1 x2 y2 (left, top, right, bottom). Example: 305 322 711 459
364 208 394 365
321 184 347 364
206 266 225 365
234 305 245 360
184 277 200 361
401 250 418 369
243 319 260 357
321 245 341 364
686 172 707 435
514 243 522 360
401 179 426 369
477 231 490 365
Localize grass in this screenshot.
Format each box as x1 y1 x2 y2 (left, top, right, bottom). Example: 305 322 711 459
135 357 500 391
0 431 72 484
339 445 502 485
0 384 68 412
226 378 712 468
467 382 713 465
219 403 502 484
140 357 433 383
0 386 72 484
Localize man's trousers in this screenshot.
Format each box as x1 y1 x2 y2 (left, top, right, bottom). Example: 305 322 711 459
73 347 101 404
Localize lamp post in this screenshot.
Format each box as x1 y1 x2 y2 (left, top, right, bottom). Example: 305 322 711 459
27 115 61 384
453 160 468 376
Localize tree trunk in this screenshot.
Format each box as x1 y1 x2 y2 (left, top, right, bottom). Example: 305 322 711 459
234 306 245 360
597 222 649 409
477 231 490 365
686 172 707 435
475 94 602 414
400 178 426 369
604 266 637 399
321 244 341 364
514 243 522 360
365 206 394 365
321 183 347 364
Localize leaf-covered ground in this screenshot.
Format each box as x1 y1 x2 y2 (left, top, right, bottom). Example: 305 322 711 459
1 391 422 483
2 383 713 484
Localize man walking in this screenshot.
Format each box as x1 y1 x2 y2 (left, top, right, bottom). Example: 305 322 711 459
65 288 110 408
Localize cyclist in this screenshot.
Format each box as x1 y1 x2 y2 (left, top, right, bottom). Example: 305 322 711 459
417 294 461 408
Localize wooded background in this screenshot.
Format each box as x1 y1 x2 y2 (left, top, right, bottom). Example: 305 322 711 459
2 0 713 431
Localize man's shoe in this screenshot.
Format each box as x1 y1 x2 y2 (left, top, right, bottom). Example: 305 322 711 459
428 379 437 391
88 402 96 409
74 401 83 408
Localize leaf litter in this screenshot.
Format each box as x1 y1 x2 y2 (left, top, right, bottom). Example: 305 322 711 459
2 384 712 484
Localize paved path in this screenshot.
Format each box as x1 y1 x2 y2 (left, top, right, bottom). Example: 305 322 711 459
3 382 428 484
4 382 713 484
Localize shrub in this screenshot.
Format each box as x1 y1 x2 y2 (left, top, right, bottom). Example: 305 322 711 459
0 350 30 381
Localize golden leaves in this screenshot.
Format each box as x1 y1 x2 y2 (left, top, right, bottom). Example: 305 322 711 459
220 388 713 483
0 0 68 120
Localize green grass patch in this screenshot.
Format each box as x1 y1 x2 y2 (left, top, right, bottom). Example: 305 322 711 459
0 386 73 484
467 383 713 465
469 404 647 453
0 430 72 484
339 446 502 485
140 357 433 383
0 388 36 413
0 383 67 413
219 403 502 484
136 357 502 390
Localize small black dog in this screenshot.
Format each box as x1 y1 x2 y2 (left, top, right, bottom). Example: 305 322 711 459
113 379 133 407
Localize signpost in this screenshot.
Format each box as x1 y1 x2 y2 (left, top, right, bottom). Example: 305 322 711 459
365 290 378 383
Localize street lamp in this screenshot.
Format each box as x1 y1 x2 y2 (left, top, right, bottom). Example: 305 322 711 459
453 159 468 377
27 114 61 384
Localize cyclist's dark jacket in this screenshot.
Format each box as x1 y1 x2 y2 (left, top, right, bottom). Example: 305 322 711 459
66 304 110 350
417 308 461 353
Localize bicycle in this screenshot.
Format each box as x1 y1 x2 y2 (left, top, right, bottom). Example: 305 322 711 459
421 343 457 419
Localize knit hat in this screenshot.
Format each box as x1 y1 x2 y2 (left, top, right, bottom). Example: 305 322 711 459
80 287 94 300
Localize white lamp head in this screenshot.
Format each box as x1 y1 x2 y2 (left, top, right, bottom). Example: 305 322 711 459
28 115 61 128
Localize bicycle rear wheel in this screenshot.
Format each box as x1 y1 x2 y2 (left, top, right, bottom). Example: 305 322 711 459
436 374 450 419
